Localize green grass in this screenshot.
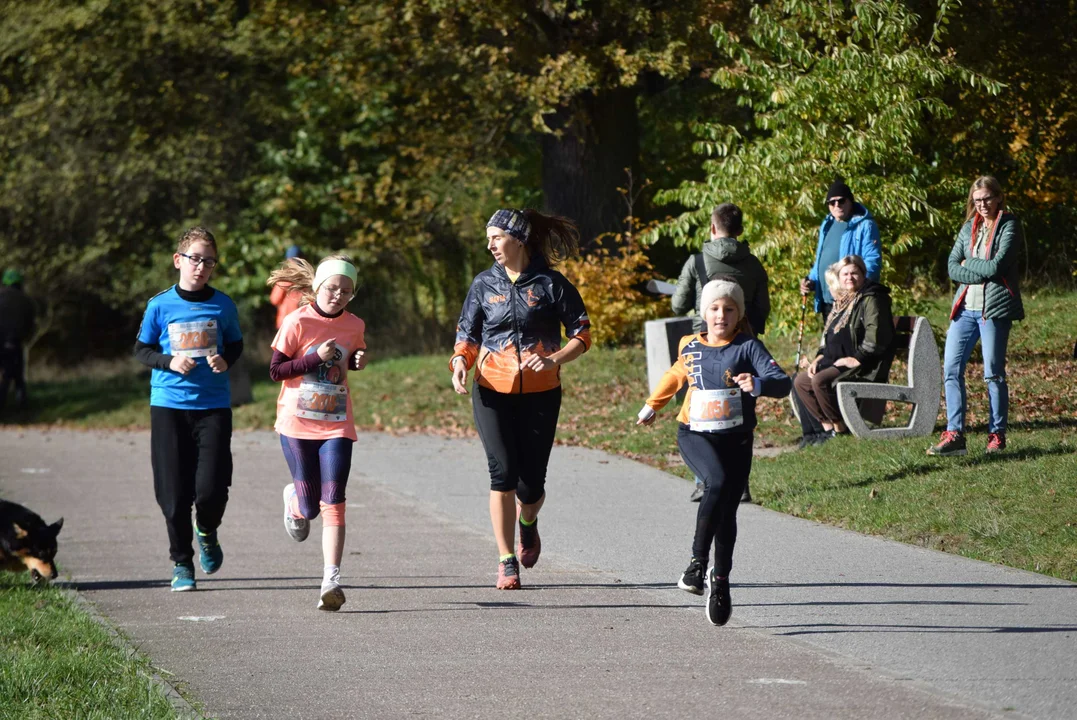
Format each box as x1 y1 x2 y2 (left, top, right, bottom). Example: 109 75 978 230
3 293 1075 582
0 573 180 719
751 428 1077 581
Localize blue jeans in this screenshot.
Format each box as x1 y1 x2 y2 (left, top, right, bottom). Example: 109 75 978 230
943 310 1012 434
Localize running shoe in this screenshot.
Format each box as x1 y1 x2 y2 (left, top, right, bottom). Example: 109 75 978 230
926 430 967 457
318 578 346 611
706 568 732 626
171 562 196 592
282 484 310 542
196 526 223 575
518 518 541 568
678 558 705 596
496 556 521 590
740 485 753 504
986 432 1006 454
689 485 704 502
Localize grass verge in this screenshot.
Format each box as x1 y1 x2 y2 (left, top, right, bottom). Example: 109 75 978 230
0 572 180 719
3 294 1075 582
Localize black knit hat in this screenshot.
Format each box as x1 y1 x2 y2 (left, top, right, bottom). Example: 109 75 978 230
826 177 854 203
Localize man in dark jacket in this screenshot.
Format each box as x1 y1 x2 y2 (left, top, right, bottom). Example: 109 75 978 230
671 203 770 503
0 269 36 412
672 203 770 335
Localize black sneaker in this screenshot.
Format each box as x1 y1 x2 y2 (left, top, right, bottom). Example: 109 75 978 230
706 569 732 626
678 558 705 595
926 430 967 457
740 485 753 504
797 433 819 449
689 485 704 503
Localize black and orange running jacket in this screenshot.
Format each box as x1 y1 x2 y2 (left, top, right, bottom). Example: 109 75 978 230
451 258 591 394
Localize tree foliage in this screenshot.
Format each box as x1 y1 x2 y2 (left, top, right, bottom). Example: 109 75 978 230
651 0 1001 330
2 0 1075 362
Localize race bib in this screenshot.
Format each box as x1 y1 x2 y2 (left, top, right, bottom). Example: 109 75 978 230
168 320 218 358
689 388 744 432
296 381 348 422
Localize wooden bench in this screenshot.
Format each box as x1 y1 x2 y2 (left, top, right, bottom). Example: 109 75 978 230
836 315 941 439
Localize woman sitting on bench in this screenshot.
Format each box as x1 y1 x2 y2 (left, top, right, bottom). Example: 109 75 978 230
794 255 894 446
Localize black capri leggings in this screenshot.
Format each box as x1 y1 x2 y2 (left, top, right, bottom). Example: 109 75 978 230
472 383 561 504
677 425 753 577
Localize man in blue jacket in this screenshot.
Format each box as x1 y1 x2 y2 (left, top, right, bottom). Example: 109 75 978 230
799 178 881 320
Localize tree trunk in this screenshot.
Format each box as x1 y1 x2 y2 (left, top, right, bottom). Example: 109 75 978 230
541 87 640 246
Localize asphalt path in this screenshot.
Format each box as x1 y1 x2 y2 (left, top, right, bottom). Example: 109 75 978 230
2 428 1074 719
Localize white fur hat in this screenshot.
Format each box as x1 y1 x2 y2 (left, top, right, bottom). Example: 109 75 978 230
699 279 745 319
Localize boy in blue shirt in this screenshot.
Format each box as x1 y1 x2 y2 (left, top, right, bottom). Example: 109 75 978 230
134 227 243 591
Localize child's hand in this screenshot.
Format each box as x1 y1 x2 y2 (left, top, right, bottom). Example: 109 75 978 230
169 356 196 375
733 373 755 393
353 349 367 371
207 354 228 373
451 357 469 395
636 404 656 426
317 339 338 362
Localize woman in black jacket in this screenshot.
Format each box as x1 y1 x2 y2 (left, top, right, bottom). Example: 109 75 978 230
450 209 592 590
793 255 893 445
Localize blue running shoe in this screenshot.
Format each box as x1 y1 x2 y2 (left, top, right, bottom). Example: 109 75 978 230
196 526 223 575
171 562 196 592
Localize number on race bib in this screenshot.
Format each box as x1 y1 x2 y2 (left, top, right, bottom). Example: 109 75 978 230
296 382 348 422
168 320 219 358
689 388 744 432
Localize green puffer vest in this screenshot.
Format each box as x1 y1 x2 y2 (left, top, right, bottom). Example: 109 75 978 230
947 212 1025 321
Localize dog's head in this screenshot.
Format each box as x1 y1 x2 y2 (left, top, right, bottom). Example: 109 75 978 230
12 517 63 583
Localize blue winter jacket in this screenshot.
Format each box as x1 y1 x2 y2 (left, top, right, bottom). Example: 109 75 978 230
807 204 882 311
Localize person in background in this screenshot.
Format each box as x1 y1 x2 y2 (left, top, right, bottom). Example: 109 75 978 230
793 255 894 445
928 176 1024 457
794 177 882 445
270 245 305 329
672 203 770 503
0 269 36 412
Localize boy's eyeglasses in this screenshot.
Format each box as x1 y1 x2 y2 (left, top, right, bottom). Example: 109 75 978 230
179 253 219 269
827 198 848 207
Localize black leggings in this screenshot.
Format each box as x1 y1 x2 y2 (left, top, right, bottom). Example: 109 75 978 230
150 406 233 564
472 383 561 504
677 425 753 576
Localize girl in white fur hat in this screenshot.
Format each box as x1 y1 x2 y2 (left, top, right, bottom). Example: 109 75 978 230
636 279 791 626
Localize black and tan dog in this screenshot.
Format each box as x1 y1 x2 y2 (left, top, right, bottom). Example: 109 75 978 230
0 499 63 583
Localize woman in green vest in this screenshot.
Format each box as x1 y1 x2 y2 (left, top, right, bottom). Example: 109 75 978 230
928 176 1024 457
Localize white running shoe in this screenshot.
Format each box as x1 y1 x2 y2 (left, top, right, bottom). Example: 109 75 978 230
318 578 346 612
282 484 310 542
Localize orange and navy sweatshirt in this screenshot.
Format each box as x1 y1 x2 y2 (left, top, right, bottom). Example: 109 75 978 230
646 333 791 433
451 258 591 394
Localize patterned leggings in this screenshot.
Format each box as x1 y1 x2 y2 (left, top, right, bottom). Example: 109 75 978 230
279 435 353 520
